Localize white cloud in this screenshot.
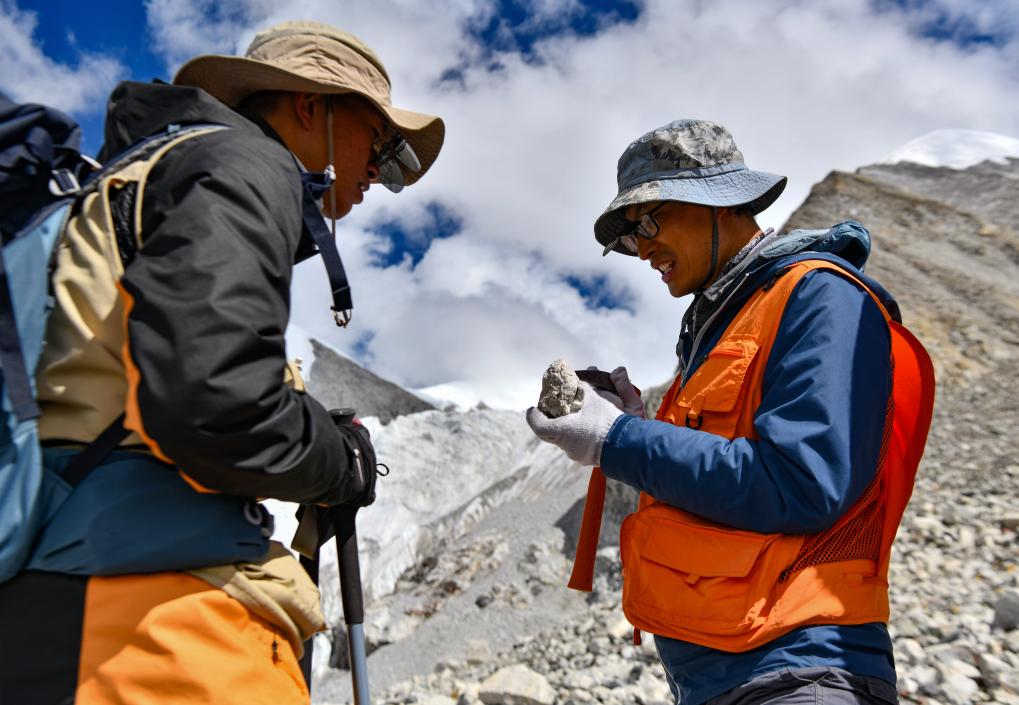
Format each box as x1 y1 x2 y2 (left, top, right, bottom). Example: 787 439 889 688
144 0 1019 408
0 1 125 114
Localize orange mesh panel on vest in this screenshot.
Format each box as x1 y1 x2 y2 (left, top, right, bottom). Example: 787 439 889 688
780 378 895 581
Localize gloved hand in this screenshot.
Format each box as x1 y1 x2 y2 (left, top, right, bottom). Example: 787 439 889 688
590 366 647 419
525 382 623 466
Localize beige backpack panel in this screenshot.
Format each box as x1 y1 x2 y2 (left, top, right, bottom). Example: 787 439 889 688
36 128 225 445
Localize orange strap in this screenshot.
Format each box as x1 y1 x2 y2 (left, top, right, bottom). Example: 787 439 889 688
567 466 606 592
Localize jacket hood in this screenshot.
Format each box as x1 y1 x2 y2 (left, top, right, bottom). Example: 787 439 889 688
754 220 871 271
99 81 259 161
703 220 872 304
679 220 892 370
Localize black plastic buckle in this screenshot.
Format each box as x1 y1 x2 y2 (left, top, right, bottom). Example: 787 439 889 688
48 169 81 197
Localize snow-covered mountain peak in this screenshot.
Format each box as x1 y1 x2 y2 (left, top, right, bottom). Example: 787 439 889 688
881 129 1019 170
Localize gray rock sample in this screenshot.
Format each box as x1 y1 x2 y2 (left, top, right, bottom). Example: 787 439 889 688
536 359 584 418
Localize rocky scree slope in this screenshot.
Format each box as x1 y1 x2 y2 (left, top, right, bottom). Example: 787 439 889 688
781 157 1019 705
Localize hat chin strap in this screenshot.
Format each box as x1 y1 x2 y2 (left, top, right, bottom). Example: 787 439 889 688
694 207 720 294
301 97 352 328
326 99 338 240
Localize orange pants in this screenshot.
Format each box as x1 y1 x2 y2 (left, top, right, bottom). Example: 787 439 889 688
0 571 308 705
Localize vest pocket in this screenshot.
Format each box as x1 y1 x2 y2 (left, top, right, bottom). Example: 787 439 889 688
670 335 759 436
621 504 802 637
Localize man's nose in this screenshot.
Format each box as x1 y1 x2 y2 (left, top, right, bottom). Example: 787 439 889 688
636 237 652 261
366 160 380 183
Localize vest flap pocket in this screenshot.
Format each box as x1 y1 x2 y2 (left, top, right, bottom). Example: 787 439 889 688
621 505 801 638
678 335 760 414
642 519 770 578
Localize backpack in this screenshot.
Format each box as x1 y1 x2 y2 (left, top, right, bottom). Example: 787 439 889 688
0 93 100 582
0 94 271 583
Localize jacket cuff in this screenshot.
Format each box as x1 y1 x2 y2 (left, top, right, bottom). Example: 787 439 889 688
600 413 641 478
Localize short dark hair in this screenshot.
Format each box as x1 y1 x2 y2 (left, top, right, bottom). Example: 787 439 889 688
235 90 289 118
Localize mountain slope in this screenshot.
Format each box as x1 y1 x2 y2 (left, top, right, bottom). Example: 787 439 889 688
306 339 435 423
783 157 1019 704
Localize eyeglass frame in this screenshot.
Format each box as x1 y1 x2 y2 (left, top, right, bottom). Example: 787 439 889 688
602 202 667 256
371 125 421 193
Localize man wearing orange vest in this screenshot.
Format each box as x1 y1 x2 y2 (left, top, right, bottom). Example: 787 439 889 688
527 120 934 705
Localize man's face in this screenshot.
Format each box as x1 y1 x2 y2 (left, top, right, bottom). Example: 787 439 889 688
625 201 716 298
303 95 385 219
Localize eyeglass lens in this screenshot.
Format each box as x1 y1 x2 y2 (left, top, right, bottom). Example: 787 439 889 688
374 130 422 193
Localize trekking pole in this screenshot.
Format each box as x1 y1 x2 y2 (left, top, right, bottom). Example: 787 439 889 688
328 406 371 705
295 408 373 705
332 505 371 705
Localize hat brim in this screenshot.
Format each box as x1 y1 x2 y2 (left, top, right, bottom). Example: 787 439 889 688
594 169 787 255
173 55 444 186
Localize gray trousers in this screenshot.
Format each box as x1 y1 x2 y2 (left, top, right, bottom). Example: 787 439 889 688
703 668 899 705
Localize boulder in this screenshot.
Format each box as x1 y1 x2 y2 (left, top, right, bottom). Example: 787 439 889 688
479 664 556 705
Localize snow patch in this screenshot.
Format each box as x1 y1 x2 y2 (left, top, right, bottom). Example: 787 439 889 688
882 129 1019 170
265 408 535 603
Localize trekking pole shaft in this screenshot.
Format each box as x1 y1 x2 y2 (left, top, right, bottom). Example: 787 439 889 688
347 623 371 705
334 510 365 624
333 509 370 704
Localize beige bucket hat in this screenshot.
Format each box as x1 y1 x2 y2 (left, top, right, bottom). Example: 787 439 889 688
173 20 444 186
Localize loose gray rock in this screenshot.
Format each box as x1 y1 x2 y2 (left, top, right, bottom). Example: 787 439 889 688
479 664 556 705
995 590 1019 631
537 359 584 418
465 639 492 665
936 669 981 705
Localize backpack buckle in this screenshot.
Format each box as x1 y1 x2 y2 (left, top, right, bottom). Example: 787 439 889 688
48 169 81 197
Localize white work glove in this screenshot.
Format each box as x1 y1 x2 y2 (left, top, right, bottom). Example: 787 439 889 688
525 382 623 467
590 366 647 419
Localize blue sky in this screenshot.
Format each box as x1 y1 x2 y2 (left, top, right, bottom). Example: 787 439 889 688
20 0 164 153
21 0 643 154
4 0 1019 407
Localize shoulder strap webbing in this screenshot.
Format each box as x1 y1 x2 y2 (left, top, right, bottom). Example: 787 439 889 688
300 174 353 325
61 413 129 486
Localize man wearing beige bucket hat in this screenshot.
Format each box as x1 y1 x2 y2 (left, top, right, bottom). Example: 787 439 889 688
0 20 442 705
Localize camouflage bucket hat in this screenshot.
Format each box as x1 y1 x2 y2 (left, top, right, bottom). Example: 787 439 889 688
595 120 787 255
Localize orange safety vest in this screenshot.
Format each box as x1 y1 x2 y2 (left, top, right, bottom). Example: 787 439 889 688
568 259 935 652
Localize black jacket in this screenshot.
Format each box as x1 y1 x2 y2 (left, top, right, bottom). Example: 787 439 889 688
107 81 359 505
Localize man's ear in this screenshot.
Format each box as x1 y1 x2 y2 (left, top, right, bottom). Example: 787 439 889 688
718 205 739 222
292 92 319 132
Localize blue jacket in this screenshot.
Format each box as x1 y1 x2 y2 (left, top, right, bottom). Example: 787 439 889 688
600 222 897 705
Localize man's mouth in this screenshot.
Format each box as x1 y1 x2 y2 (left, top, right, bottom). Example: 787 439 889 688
653 260 675 283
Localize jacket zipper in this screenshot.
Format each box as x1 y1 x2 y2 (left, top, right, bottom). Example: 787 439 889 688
682 272 753 385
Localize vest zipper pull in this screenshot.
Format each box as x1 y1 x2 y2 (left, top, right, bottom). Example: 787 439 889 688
633 628 642 646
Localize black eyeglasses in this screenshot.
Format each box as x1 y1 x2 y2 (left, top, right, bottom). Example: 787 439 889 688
372 127 421 194
602 203 666 256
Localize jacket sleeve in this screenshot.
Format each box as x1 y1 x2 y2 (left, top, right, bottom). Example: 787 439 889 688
599 270 892 534
118 128 359 505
